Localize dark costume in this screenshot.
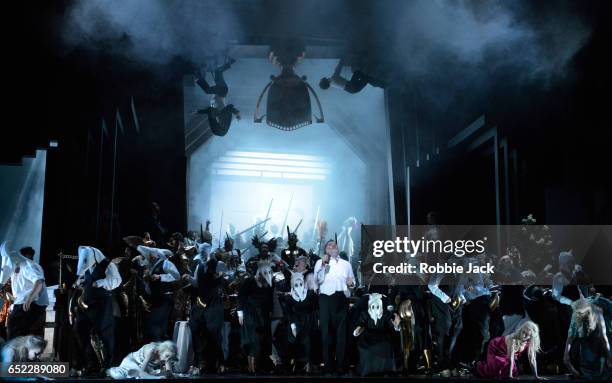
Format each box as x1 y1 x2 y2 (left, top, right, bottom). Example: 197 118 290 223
136 246 180 342
354 295 398 376
283 271 318 369
566 296 612 379
73 246 121 370
321 58 387 94
428 266 464 372
389 284 430 371
245 236 281 275
196 105 239 137
188 258 225 371
146 259 175 342
455 257 493 363
237 273 273 360
195 59 239 137
280 230 308 269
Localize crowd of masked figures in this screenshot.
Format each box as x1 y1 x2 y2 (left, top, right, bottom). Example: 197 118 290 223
0 214 611 379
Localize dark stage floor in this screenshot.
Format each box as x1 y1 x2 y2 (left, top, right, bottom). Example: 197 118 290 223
4 374 589 382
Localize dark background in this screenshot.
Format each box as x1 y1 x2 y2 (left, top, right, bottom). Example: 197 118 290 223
2 1 610 280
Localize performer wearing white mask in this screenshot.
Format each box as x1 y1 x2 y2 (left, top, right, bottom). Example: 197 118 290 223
283 271 318 373
353 293 400 376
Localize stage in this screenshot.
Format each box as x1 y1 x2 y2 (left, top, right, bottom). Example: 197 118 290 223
8 374 580 382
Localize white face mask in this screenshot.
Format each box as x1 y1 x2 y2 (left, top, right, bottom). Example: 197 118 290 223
368 293 384 325
290 272 307 302
256 262 272 287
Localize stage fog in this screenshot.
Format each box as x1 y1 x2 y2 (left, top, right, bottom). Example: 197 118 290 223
185 58 389 247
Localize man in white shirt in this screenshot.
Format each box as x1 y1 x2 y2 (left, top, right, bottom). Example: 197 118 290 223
1 242 49 340
313 240 355 375
136 245 180 342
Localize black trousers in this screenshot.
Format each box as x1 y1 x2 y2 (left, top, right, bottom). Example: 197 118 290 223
189 300 224 367
196 70 228 98
456 295 491 363
74 295 115 369
145 294 174 342
7 303 46 340
344 71 387 93
430 297 463 371
319 292 348 371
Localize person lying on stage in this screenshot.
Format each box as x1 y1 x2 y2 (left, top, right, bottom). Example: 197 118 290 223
107 340 177 379
1 335 47 363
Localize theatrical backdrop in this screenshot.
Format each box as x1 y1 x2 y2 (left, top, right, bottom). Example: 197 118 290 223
0 1 610 381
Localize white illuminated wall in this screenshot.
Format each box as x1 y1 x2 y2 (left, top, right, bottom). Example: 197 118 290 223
188 120 365 243
0 150 47 263
186 58 389 243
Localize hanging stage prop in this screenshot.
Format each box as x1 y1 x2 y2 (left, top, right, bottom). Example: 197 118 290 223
254 38 324 131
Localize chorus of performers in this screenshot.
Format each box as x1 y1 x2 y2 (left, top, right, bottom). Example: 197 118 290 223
0 212 611 379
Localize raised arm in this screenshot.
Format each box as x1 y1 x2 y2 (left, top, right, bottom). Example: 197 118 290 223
551 272 572 305
428 274 451 304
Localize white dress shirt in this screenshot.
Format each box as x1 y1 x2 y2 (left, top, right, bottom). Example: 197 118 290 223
314 256 355 296
12 260 49 306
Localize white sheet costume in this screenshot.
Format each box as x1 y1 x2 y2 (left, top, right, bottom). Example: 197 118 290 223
73 246 122 368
